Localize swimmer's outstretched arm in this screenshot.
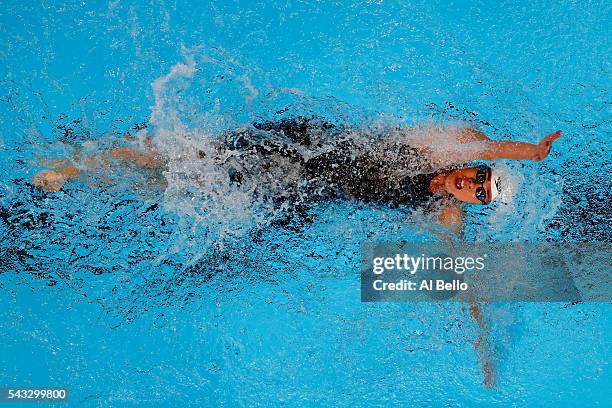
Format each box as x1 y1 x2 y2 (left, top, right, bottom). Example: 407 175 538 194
459 129 562 162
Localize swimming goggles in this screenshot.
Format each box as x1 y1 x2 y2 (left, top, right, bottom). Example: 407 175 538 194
474 165 490 204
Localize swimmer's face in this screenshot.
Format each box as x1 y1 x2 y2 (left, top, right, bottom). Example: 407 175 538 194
444 166 492 204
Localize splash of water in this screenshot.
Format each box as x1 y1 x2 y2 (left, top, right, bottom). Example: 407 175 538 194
143 51 461 247
137 48 567 256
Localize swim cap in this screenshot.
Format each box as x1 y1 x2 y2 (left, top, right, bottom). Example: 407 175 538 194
489 169 502 202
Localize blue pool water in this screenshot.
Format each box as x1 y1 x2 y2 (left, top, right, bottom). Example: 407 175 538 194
1 1 611 406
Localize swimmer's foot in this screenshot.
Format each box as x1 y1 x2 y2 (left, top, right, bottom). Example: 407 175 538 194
33 170 68 192
32 164 80 192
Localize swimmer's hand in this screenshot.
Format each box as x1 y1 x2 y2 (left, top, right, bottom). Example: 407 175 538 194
532 130 562 161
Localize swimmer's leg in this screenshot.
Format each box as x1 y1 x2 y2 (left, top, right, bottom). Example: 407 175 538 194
107 145 164 169
32 162 80 192
33 140 165 192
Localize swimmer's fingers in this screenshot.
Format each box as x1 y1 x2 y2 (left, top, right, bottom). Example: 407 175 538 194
541 130 562 145
534 130 562 161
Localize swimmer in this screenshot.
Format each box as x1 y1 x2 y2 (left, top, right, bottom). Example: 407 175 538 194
33 117 562 235
31 117 561 388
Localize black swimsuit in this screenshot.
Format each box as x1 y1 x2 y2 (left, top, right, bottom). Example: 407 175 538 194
220 117 436 212
302 140 435 208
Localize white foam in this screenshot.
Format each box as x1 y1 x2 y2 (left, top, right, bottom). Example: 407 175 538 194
147 51 267 247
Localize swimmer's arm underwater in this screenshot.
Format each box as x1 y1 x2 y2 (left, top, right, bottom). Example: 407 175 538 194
428 207 495 387
427 206 464 242
457 129 562 162
437 206 464 237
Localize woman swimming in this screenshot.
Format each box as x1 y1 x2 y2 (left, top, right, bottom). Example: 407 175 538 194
32 117 562 234
31 117 562 388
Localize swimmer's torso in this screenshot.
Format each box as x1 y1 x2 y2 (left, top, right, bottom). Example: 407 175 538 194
214 117 439 210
